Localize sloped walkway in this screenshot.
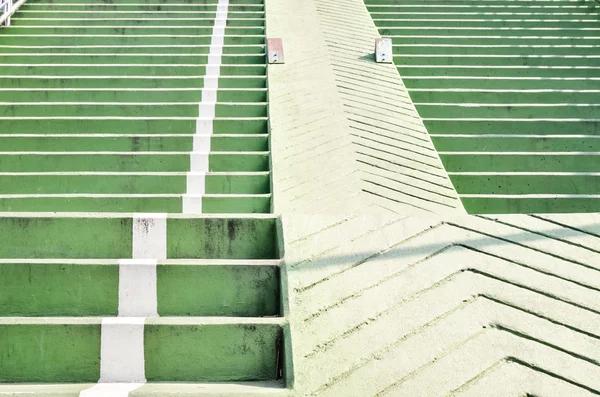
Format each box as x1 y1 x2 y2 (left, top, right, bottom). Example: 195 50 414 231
265 0 600 395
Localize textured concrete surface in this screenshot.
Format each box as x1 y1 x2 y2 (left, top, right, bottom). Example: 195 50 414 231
265 0 600 395
267 0 463 215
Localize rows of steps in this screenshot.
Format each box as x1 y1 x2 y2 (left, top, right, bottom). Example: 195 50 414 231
0 0 288 394
365 0 600 214
0 0 271 213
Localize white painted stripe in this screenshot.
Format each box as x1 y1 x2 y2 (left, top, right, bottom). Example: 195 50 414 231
186 0 228 214
118 259 158 318
132 213 167 260
99 318 146 382
182 194 203 214
80 382 144 397
186 172 206 194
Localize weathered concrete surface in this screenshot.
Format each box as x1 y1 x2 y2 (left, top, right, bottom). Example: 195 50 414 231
266 0 600 395
282 212 600 396
267 0 463 215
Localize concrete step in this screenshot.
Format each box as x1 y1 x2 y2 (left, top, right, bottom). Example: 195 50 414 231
0 194 271 213
0 134 268 151
0 89 267 102
0 65 266 76
0 53 266 63
0 382 290 397
0 317 283 383
0 259 280 317
0 119 267 134
0 173 270 194
0 77 266 89
0 152 270 172
0 45 266 54
0 103 268 117
0 36 266 46
431 136 600 153
0 213 280 259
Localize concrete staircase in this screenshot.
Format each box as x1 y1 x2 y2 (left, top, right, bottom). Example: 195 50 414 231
0 0 287 394
365 0 600 214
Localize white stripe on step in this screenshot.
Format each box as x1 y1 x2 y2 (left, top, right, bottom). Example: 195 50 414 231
118 259 159 318
185 0 228 214
80 382 144 397
100 318 147 382
132 213 167 260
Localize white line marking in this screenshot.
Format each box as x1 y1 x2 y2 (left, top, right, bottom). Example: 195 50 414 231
80 383 144 397
132 213 167 260
118 259 158 318
186 0 228 214
186 172 206 194
99 318 146 383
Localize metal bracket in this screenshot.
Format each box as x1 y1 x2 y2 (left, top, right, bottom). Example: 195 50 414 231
267 38 285 64
375 37 393 64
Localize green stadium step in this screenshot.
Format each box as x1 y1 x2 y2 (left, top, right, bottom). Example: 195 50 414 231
0 45 266 55
0 259 280 317
431 136 600 152
449 174 600 195
0 194 271 213
0 65 266 76
0 134 268 151
410 91 600 105
0 36 266 46
20 4 263 11
0 152 269 172
0 118 268 134
424 120 600 135
0 317 283 383
0 214 280 259
0 89 267 102
0 77 266 89
459 196 600 214
0 54 266 63
0 104 268 118
403 77 600 91
439 154 600 172
0 173 270 194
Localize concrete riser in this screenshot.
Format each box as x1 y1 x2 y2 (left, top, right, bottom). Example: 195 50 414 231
0 216 280 259
0 263 280 316
0 322 282 383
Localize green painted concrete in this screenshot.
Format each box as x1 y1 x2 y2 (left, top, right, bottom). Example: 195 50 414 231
0 263 118 316
144 323 281 382
157 265 279 316
0 262 279 317
0 321 282 383
0 217 132 259
0 77 266 89
0 324 100 382
0 195 270 213
167 217 279 259
0 153 269 172
0 136 268 152
0 216 279 259
0 174 270 194
0 119 268 134
0 90 267 103
366 0 600 213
